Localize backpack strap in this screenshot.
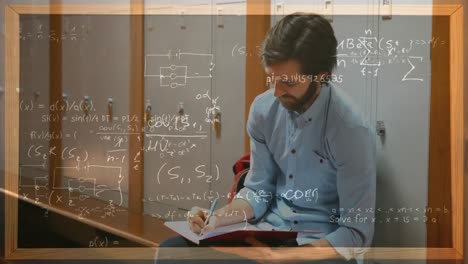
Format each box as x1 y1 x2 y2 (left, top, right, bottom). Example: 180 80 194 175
229 153 251 203
232 153 250 174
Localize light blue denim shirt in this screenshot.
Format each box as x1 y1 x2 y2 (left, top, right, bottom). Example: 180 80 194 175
234 82 376 261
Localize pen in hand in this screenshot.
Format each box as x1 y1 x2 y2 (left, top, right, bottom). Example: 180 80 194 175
200 198 218 236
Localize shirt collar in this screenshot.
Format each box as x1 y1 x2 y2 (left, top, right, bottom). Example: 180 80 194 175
288 82 331 128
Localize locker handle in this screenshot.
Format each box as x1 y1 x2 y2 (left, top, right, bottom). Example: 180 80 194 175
376 120 386 137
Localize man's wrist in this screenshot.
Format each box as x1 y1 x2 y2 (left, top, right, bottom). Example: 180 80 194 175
209 215 221 229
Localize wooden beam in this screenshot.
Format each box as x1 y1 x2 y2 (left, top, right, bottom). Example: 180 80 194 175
245 0 270 152
448 6 464 256
427 6 464 253
7 4 461 16
4 5 20 259
427 14 452 248
128 0 145 234
5 246 464 261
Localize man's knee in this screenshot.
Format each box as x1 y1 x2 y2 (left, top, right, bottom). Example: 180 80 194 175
155 236 196 264
159 235 194 247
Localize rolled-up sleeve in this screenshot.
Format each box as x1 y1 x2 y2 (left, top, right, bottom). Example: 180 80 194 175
325 124 376 260
234 98 278 222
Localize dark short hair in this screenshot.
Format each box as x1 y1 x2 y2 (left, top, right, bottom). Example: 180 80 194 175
260 13 337 77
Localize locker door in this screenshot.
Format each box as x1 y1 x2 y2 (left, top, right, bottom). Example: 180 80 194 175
17 15 135 211
60 16 132 207
18 15 52 200
330 15 377 126
373 15 432 247
211 1 247 207
144 5 214 219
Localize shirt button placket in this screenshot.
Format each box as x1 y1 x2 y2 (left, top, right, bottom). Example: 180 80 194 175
287 116 296 189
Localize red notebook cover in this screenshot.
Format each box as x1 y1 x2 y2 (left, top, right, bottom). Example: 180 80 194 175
164 221 321 245
203 229 304 244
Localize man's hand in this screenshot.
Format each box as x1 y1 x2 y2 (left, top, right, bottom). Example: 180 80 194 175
187 206 219 235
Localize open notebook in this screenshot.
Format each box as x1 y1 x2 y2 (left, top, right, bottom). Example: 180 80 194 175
164 221 321 245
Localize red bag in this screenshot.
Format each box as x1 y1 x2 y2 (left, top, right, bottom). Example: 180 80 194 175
228 153 250 203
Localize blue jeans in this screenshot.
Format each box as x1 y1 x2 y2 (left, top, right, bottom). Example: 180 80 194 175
155 236 357 264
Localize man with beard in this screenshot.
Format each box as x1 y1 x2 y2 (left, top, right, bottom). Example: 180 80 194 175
156 13 376 264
